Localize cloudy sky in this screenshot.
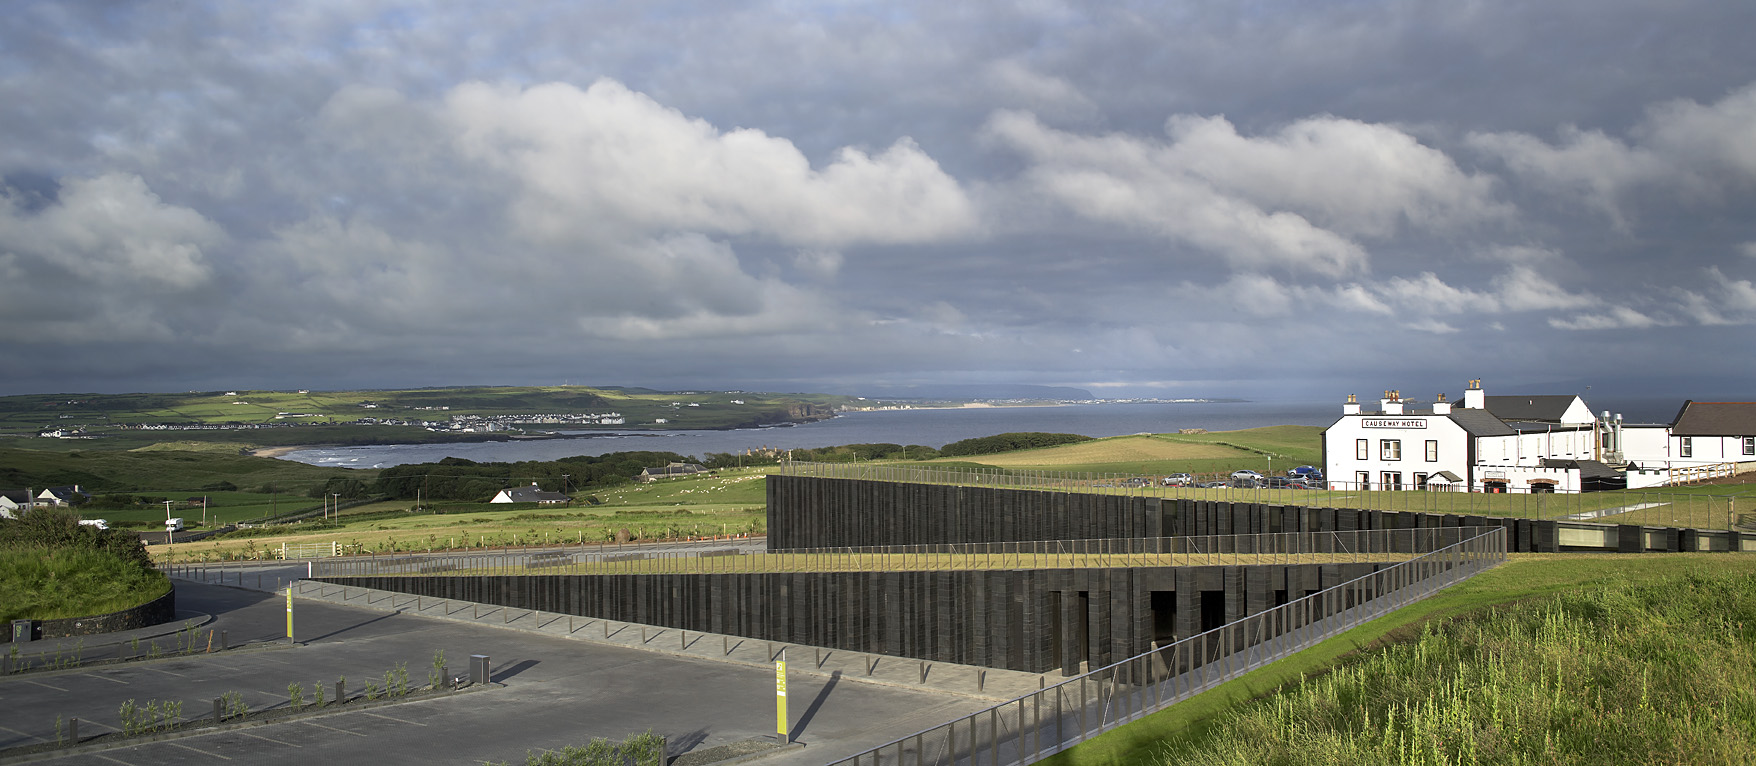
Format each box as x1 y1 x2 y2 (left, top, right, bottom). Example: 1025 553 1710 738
3 1 1754 401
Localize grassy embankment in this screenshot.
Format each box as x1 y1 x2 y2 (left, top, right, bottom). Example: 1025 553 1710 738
0 547 171 622
0 509 170 623
1039 553 1756 766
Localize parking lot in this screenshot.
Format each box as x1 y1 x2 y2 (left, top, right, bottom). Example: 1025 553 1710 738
1 573 1002 765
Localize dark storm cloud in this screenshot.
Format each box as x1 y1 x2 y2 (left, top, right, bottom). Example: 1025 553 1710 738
1 0 1752 399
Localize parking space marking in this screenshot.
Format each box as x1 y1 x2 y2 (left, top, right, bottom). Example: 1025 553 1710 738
93 752 136 765
142 667 187 678
23 679 69 692
299 720 368 737
86 673 131 685
238 731 301 747
364 711 426 726
165 741 232 760
0 724 48 742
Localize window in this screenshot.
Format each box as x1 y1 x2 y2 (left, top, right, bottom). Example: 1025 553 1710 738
1380 471 1403 491
1680 437 1692 458
1380 439 1401 461
1356 439 1369 460
1413 472 1429 488
1744 436 1754 456
1425 440 1439 462
1355 471 1370 489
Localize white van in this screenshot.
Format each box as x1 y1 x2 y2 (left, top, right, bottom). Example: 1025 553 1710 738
165 518 185 532
78 519 110 530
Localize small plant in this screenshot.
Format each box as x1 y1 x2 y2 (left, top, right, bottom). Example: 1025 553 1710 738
55 715 64 746
119 700 139 736
221 691 247 720
428 650 447 689
364 679 381 700
129 636 141 656
384 661 410 697
288 681 304 710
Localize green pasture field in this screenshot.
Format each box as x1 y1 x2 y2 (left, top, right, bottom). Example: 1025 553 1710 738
157 471 772 562
1042 553 1756 766
84 491 325 527
922 427 1325 478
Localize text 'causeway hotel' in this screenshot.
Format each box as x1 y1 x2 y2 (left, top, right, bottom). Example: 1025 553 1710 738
1323 380 1756 493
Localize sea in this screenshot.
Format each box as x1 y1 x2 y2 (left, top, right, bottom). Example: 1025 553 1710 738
278 400 1339 469
276 395 1684 470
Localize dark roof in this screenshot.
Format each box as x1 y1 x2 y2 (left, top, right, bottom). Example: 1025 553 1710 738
501 486 570 503
1447 409 1516 437
1430 470 1464 482
1670 401 1756 436
1505 422 1592 433
1539 459 1622 480
1483 395 1586 422
0 489 32 504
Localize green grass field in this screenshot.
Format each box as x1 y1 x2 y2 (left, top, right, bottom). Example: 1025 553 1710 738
158 470 771 562
1039 553 1756 766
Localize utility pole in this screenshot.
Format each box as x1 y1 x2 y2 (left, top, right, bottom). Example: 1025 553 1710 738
331 493 340 520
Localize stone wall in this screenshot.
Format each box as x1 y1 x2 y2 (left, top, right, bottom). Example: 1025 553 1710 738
4 587 176 643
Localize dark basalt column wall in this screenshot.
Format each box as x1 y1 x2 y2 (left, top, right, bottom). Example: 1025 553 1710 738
767 475 1560 552
318 561 1404 675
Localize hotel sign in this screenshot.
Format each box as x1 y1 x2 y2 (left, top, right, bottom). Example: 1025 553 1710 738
1361 418 1426 429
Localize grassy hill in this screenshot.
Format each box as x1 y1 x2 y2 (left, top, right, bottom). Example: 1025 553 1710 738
0 446 367 498
925 426 1324 476
0 386 859 450
1044 553 1756 766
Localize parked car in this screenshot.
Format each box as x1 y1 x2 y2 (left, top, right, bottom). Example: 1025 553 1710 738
1265 476 1304 489
1161 473 1193 486
1196 481 1228 488
1230 469 1263 480
1289 465 1321 477
1229 477 1263 489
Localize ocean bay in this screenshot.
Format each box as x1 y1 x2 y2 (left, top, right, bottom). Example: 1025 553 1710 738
278 401 1336 469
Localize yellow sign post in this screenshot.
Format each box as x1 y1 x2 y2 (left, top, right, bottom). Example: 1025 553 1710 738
774 658 788 743
285 586 294 644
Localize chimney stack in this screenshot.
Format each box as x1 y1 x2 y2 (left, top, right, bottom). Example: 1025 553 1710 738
1432 392 1451 415
1381 390 1404 415
1462 379 1485 409
1343 393 1361 415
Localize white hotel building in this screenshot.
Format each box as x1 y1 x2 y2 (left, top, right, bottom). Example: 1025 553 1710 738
1323 380 1610 493
1324 381 1756 493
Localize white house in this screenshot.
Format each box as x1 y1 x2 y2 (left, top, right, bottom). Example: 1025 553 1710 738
1324 380 1609 493
1617 401 1756 479
489 483 572 505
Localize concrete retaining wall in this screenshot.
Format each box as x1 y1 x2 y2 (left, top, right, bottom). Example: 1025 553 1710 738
3 587 176 643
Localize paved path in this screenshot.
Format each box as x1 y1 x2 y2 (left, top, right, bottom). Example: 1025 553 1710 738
1 570 1011 765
